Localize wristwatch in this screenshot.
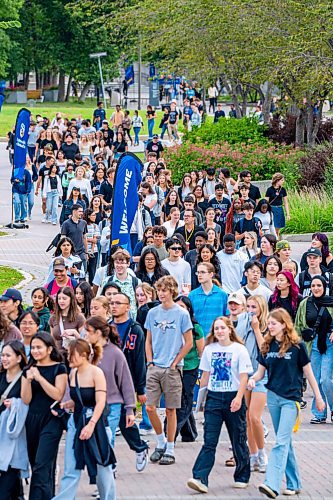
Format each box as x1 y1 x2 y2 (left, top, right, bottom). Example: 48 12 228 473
147 361 154 367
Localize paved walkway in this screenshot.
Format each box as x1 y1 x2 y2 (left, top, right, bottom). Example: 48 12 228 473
1 143 333 498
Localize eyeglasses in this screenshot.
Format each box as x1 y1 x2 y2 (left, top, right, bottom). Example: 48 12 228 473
170 247 182 251
20 321 37 326
110 301 129 306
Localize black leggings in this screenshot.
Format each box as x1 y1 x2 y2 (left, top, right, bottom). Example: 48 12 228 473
0 467 21 500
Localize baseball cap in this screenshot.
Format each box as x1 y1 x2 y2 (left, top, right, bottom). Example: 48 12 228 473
37 117 44 123
102 120 108 124
276 240 291 251
53 257 67 270
0 288 22 302
306 248 321 258
152 134 159 139
228 292 246 306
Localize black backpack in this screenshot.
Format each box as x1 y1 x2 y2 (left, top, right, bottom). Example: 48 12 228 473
46 233 61 252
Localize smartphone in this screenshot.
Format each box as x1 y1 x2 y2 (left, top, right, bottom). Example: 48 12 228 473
50 401 65 417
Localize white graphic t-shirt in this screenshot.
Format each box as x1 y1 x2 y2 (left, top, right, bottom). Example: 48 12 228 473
200 342 252 392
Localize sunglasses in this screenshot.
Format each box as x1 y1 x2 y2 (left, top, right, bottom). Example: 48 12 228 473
170 246 182 251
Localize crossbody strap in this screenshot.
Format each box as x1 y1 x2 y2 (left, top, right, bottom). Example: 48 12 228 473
0 371 23 406
74 369 84 408
314 307 326 331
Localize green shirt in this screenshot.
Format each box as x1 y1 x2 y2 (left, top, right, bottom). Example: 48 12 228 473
184 323 204 371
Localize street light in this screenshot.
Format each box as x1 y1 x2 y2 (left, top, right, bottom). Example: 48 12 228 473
89 52 107 110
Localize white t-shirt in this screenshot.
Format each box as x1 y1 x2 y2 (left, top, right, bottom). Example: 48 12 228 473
162 220 185 238
161 258 191 293
200 342 252 392
237 283 272 302
217 250 247 294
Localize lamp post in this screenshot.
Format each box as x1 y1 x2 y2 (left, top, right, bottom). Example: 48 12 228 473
89 52 107 109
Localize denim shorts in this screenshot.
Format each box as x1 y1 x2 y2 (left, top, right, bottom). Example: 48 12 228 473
253 375 268 394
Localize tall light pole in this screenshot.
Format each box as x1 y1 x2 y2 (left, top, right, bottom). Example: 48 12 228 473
89 52 107 109
138 36 142 110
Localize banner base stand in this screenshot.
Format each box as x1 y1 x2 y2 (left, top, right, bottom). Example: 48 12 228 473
4 222 29 230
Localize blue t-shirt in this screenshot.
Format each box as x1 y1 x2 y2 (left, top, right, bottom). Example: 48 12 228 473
113 319 131 348
145 304 193 368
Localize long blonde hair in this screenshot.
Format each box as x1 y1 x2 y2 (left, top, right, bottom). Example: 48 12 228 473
261 308 300 357
206 316 244 346
246 295 268 333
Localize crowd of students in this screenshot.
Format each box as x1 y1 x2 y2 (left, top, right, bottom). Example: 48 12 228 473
1 108 333 499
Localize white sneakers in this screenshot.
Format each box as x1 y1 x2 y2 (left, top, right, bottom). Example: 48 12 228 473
187 478 208 494
136 448 149 472
258 450 268 473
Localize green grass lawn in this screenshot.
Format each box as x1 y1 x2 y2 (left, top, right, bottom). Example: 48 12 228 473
0 265 24 294
0 101 167 137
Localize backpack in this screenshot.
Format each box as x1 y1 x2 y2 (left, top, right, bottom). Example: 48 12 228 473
46 233 61 252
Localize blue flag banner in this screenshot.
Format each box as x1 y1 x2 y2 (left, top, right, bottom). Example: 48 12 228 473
125 64 135 86
13 108 31 180
0 93 4 112
110 152 142 253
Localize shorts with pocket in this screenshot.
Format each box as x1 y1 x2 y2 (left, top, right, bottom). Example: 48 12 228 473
252 374 268 394
146 365 183 409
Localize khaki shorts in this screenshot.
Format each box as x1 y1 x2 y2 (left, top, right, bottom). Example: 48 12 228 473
146 365 183 409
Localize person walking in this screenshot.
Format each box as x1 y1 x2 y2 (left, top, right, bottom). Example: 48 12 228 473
187 316 252 494
132 110 144 146
11 165 32 224
42 163 63 225
248 309 325 499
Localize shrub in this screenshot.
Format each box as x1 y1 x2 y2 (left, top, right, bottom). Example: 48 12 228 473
297 142 333 188
164 142 302 187
185 116 269 146
267 115 297 145
282 189 333 234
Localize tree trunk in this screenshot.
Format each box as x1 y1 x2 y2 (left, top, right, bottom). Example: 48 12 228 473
35 68 40 89
262 82 273 124
51 71 58 86
295 107 306 146
79 81 92 102
65 72 73 102
310 101 323 146
58 71 66 102
23 72 30 89
230 82 243 118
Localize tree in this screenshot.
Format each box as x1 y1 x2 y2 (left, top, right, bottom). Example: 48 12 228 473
0 0 23 78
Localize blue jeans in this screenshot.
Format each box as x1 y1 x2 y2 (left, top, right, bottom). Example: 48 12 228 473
13 192 27 221
310 335 333 419
27 190 34 218
46 190 59 223
133 127 141 144
107 403 122 448
139 403 153 431
264 390 302 494
192 391 250 486
148 119 155 139
160 123 168 139
54 415 116 500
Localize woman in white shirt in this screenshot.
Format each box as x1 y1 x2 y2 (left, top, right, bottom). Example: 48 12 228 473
254 200 276 236
187 316 252 494
162 207 184 237
239 231 258 260
67 165 93 204
141 182 157 225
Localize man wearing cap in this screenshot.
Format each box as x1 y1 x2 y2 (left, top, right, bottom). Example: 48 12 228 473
45 258 78 299
146 134 164 160
298 248 333 298
93 101 106 130
0 289 24 330
217 234 247 294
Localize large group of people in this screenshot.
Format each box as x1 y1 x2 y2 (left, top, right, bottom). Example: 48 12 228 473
1 105 332 500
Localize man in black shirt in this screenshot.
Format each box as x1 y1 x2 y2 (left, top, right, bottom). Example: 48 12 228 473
99 167 115 205
237 170 261 204
100 120 114 146
214 104 225 122
235 202 262 246
60 134 80 161
208 183 231 223
175 209 201 251
146 135 164 160
61 204 88 271
36 155 56 219
167 103 180 142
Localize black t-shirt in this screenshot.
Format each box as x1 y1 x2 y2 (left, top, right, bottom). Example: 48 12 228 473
61 143 80 161
61 218 88 254
99 180 113 203
147 110 155 119
112 140 127 154
208 196 231 223
0 371 22 414
265 186 287 207
174 225 201 250
258 341 310 401
234 217 261 246
146 141 164 159
39 139 57 152
49 176 58 190
214 110 225 122
248 184 261 202
168 110 178 125
38 165 49 189
23 363 67 413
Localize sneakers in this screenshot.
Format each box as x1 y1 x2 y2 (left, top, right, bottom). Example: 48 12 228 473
283 489 301 496
136 448 149 472
187 478 208 494
233 482 248 489
300 399 307 410
41 218 46 223
258 450 268 473
139 427 154 436
250 454 259 472
310 417 326 424
259 484 278 498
